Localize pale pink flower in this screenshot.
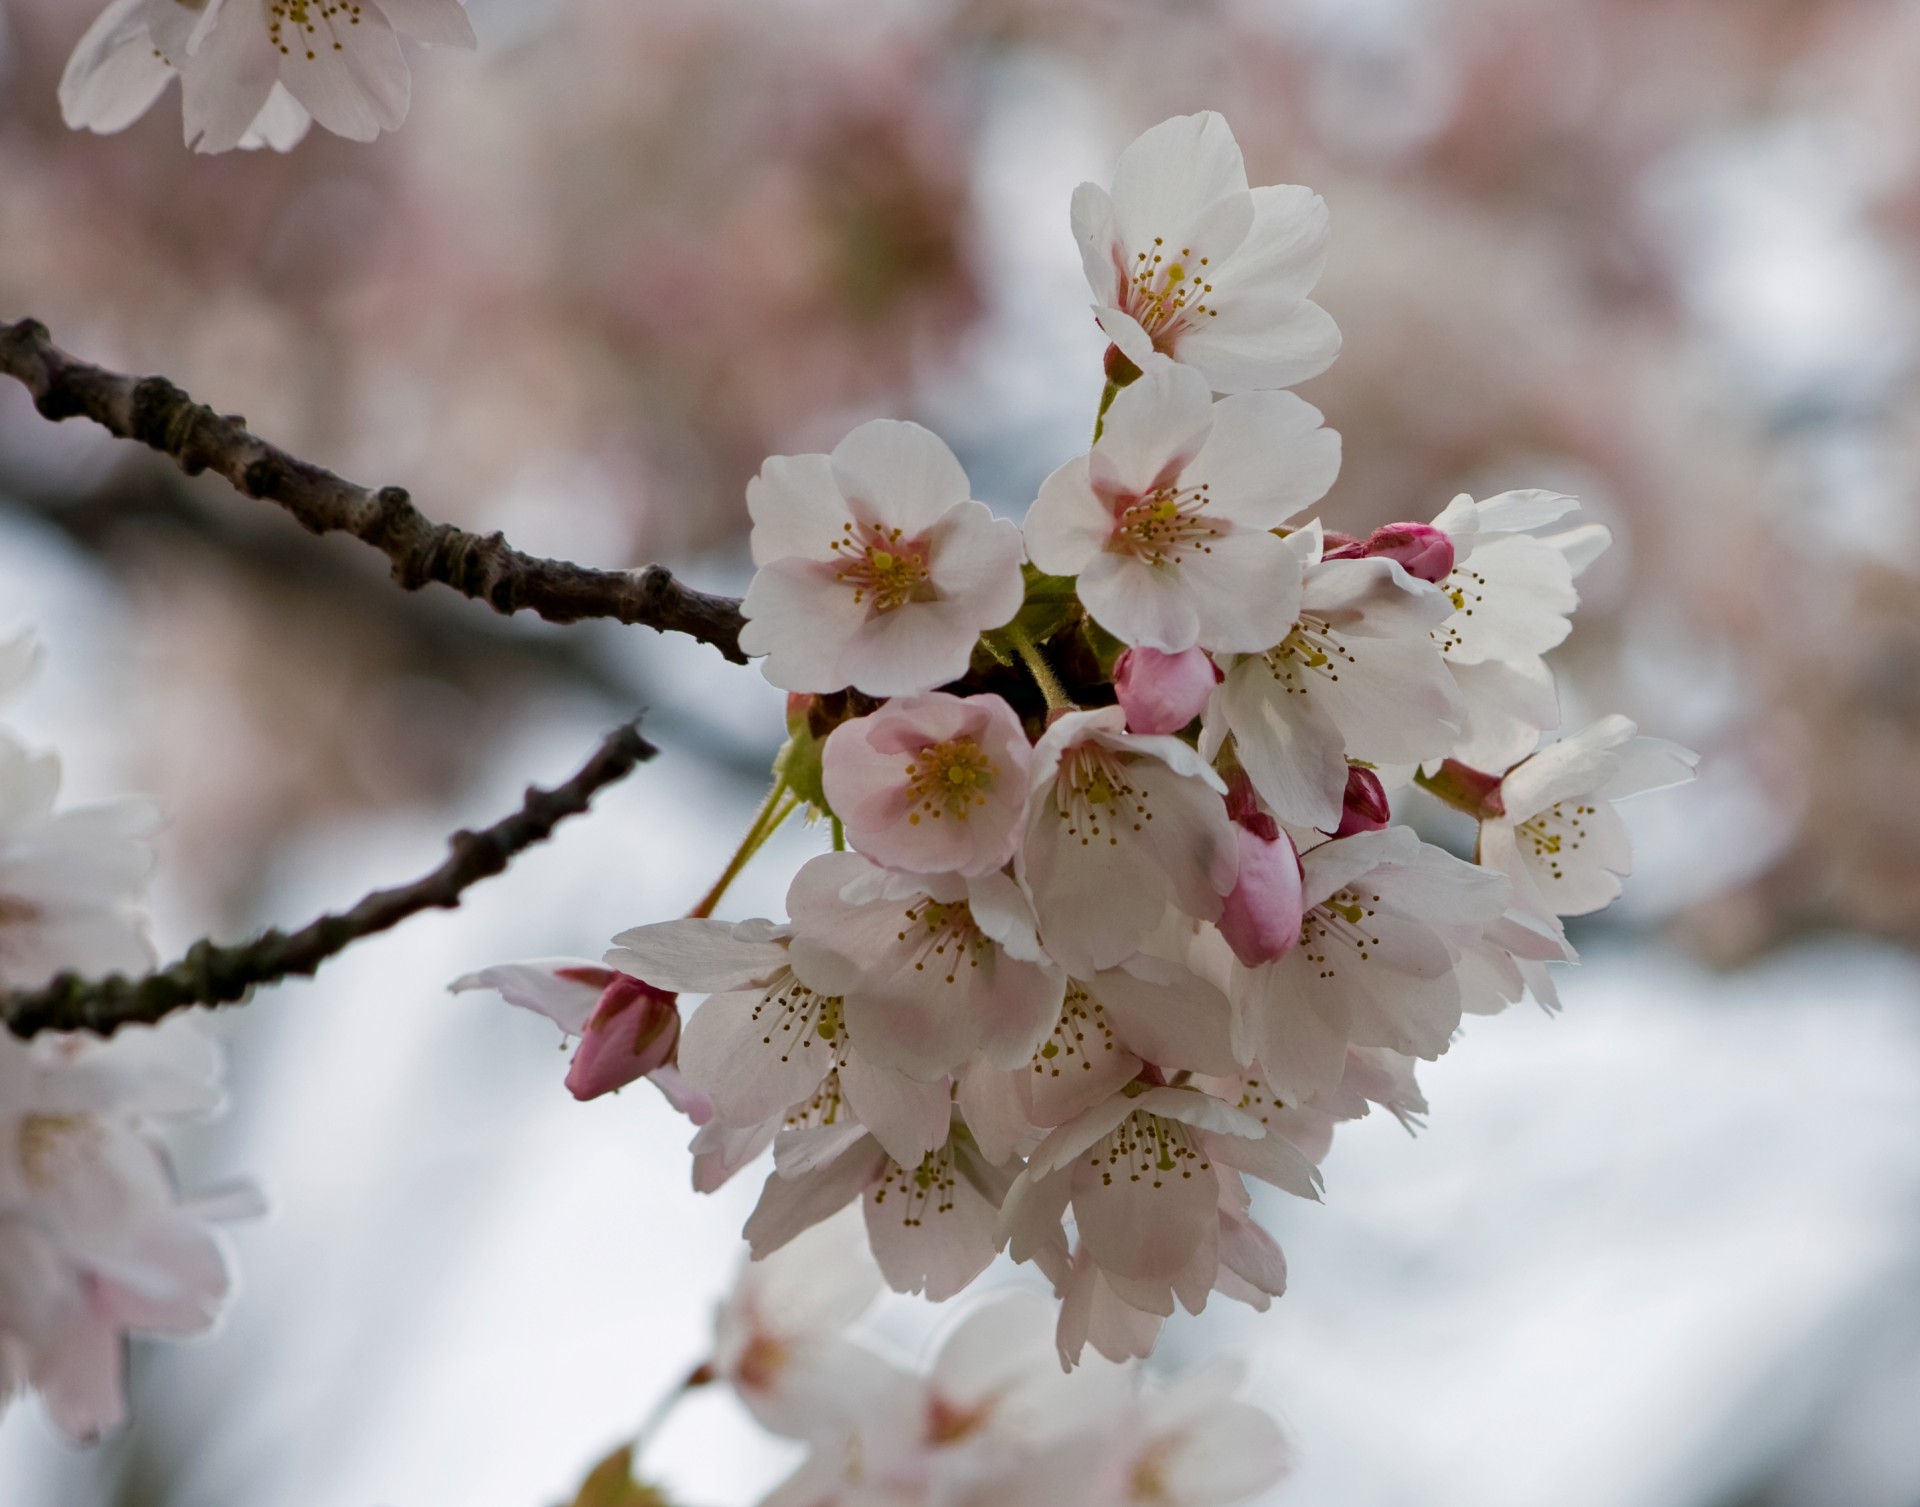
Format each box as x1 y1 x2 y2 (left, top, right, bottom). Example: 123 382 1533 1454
1229 827 1510 1105
822 692 1033 878
1478 716 1699 921
1019 708 1239 977
1112 646 1219 735
786 852 1065 1083
1204 523 1463 830
738 420 1025 696
1072 112 1341 393
1025 365 1337 653
60 0 475 154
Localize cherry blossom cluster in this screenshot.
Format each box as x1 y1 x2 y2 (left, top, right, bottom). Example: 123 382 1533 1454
465 112 1699 1372
698 1208 1288 1507
60 0 475 153
0 631 254 1440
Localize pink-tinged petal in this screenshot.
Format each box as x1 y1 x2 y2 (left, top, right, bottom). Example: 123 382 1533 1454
1027 987 1143 1128
747 452 854 566
565 978 680 1100
1234 950 1353 1105
1314 633 1464 766
1217 1204 1289 1299
177 0 276 153
863 1140 1006 1299
1219 824 1304 967
1204 1126 1321 1201
1070 181 1122 306
1177 530 1305 653
955 1059 1037 1165
1024 454 1111 577
1090 363 1215 496
275 0 408 142
839 1055 952 1167
1216 658 1349 831
643 1065 710 1123
449 958 607 1035
1075 552 1203 653
690 1117 778 1193
373 0 474 46
1094 953 1238 1075
1093 306 1164 377
744 1139 888 1258
830 420 971 535
1069 1126 1216 1280
836 598 989 698
676 981 836 1126
604 917 789 993
1108 112 1253 261
1058 1246 1164 1368
60 0 174 134
1184 390 1340 527
1150 1395 1293 1503
1114 646 1218 735
739 558 870 692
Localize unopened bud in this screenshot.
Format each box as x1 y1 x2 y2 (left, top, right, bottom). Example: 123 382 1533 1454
1113 646 1220 734
1219 822 1305 967
1334 766 1391 836
1364 523 1455 583
1319 530 1366 560
565 975 681 1101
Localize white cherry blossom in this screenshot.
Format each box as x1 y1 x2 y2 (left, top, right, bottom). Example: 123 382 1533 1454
1024 365 1338 653
786 852 1065 1083
822 692 1034 878
1073 112 1341 393
1479 715 1699 921
60 0 475 155
739 421 1025 697
1231 826 1510 1105
1204 523 1463 830
1019 708 1238 977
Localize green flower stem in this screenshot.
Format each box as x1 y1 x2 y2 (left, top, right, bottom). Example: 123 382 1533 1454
1092 378 1121 444
688 779 799 919
1003 622 1074 713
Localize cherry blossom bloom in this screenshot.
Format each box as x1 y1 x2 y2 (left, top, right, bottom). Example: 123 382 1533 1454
1019 709 1238 977
606 914 952 1168
60 0 476 155
745 1110 1014 1302
1231 827 1510 1105
0 1017 255 1441
1072 112 1341 393
739 421 1025 697
1001 1083 1318 1321
822 692 1033 878
785 852 1064 1083
1204 524 1463 830
1025 365 1338 653
1112 646 1219 735
1422 490 1614 772
0 738 158 991
449 960 705 1115
1478 715 1699 921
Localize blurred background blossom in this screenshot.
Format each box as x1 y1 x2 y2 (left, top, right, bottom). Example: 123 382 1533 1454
2 0 1919 1502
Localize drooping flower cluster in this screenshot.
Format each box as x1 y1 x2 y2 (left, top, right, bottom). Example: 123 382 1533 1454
60 0 476 153
0 631 256 1441
463 113 1697 1368
683 1209 1290 1507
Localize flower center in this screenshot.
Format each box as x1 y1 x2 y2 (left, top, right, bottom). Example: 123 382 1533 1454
870 1141 959 1229
1033 984 1121 1080
895 898 988 986
1120 237 1218 348
1051 746 1152 847
1518 802 1594 883
784 1069 851 1131
1299 885 1383 975
1111 482 1218 568
904 738 997 825
747 969 844 1065
268 0 362 62
1087 1110 1210 1188
1432 564 1488 656
830 522 934 613
1263 612 1356 693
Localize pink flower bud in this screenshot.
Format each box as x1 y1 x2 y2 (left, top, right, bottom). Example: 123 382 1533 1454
1219 822 1305 967
1113 646 1220 734
1364 523 1455 583
565 974 681 1102
1334 766 1391 836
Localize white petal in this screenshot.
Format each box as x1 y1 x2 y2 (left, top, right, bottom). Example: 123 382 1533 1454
236 82 311 150
677 984 836 1127
743 1141 887 1258
1070 181 1122 306
177 0 276 153
1089 363 1214 496
862 1142 1005 1299
60 0 175 134
604 918 788 993
1025 454 1111 577
1216 658 1348 830
1185 390 1340 527
275 0 409 143
1176 297 1342 393
373 0 474 46
839 1055 952 1167
1109 112 1252 260
747 453 854 566
738 558 869 693
830 420 971 536
449 958 605 1035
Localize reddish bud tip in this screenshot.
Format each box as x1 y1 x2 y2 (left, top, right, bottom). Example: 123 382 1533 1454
1335 766 1392 836
1319 531 1367 560
1220 824 1305 967
565 975 681 1101
1364 523 1455 584
1113 646 1220 735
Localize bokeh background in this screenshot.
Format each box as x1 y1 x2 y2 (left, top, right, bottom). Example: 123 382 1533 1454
4 0 1920 1502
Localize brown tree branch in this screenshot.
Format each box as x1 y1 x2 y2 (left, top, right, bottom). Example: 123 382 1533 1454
0 318 748 662
1 720 657 1039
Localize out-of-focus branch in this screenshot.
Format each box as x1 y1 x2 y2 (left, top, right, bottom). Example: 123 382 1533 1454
1 721 657 1038
0 318 748 662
